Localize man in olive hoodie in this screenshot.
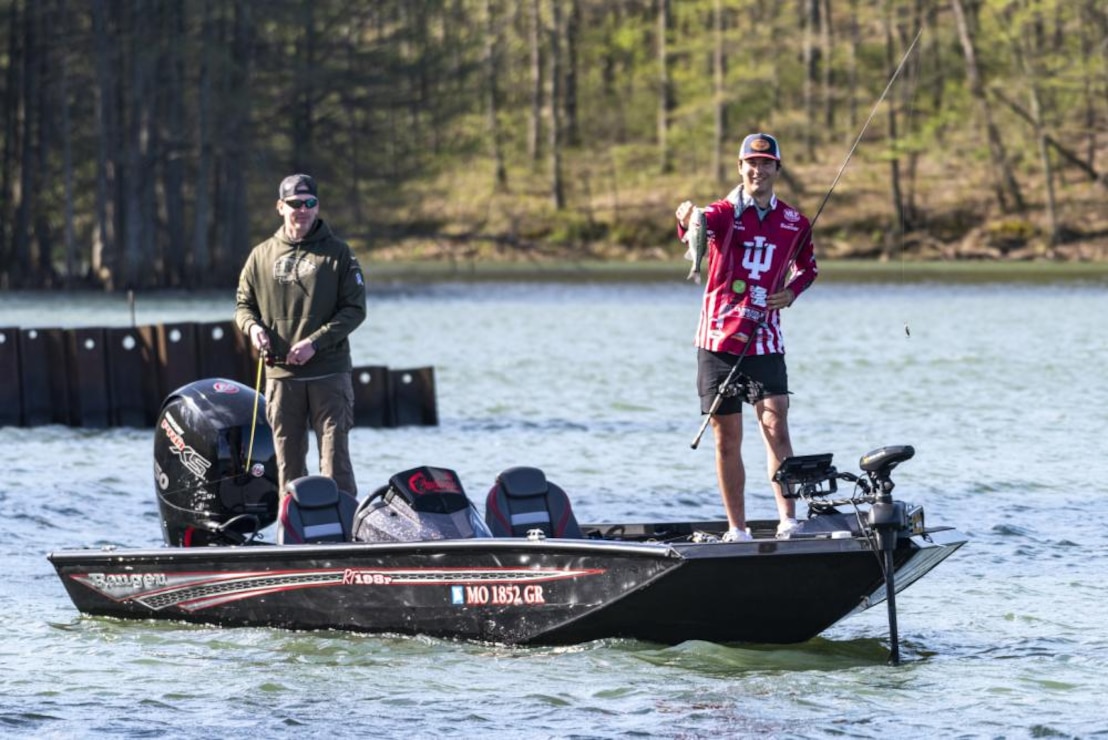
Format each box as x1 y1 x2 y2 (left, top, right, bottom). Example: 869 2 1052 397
235 173 367 497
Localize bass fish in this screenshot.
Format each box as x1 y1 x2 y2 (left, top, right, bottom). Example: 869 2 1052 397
684 207 708 284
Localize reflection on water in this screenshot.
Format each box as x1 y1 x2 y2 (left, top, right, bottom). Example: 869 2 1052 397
2 281 1107 737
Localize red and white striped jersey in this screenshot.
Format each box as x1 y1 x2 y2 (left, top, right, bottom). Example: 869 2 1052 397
682 193 818 356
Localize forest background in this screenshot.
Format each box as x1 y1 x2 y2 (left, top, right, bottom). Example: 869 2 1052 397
1 0 1106 291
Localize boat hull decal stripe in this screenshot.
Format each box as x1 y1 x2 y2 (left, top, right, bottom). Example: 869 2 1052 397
69 567 606 613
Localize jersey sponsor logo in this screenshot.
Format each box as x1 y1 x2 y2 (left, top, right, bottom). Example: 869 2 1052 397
783 208 801 222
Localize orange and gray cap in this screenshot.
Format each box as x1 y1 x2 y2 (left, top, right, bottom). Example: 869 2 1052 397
739 133 781 161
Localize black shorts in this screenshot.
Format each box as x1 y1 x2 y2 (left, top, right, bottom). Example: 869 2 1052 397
697 349 790 415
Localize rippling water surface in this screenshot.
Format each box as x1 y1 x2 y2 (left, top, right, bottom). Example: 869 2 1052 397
2 279 1106 738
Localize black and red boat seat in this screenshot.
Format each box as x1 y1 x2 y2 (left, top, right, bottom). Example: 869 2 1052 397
277 475 358 544
485 466 582 538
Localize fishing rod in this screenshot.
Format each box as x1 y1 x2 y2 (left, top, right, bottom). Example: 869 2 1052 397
690 27 923 451
797 26 923 247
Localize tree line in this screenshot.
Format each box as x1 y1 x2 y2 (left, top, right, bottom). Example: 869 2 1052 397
1 0 1105 291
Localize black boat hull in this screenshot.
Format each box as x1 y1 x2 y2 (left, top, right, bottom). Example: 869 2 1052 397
48 523 965 645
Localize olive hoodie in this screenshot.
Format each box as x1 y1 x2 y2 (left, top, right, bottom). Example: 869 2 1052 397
234 219 366 380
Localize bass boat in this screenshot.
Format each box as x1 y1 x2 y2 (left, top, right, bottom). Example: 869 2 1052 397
48 379 965 658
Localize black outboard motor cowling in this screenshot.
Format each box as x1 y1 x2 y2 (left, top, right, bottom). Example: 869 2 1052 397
154 378 279 546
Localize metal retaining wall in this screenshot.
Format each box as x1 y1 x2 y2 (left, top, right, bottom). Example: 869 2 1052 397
0 322 435 429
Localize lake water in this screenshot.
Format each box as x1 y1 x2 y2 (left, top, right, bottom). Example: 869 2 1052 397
2 276 1106 738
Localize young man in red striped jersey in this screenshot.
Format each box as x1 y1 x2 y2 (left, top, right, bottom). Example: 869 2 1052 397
675 133 819 542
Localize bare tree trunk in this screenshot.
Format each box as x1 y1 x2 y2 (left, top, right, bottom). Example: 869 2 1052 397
820 0 833 131
120 0 152 290
712 0 727 184
901 1 930 229
564 0 580 147
191 0 214 286
883 9 905 261
59 0 76 286
801 0 820 159
161 0 187 288
1012 9 1059 245
847 0 860 131
656 0 671 174
33 0 55 284
950 0 1025 213
91 0 119 289
0 0 19 286
292 1 317 171
12 0 38 287
1079 1 1103 172
218 0 253 284
483 0 507 191
600 5 626 144
548 0 564 209
527 0 542 165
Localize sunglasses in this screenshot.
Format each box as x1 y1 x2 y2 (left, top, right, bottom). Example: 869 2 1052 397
284 197 318 210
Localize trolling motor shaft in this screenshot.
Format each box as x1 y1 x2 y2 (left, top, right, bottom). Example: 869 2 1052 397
862 445 914 665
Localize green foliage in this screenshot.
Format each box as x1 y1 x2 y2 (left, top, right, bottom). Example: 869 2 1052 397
985 218 1039 251
1 0 1106 289
545 211 608 245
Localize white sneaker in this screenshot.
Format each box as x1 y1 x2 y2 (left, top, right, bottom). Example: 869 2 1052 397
776 518 800 539
721 527 753 543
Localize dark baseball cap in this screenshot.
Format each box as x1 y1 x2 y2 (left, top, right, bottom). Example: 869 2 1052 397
279 174 318 199
739 133 781 161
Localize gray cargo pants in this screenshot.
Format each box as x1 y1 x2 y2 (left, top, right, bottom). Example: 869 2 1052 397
265 372 357 497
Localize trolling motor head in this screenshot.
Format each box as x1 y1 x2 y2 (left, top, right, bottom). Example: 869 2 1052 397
153 379 280 546
860 445 914 551
859 445 915 502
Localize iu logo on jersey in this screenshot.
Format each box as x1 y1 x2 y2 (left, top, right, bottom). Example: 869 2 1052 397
740 236 776 281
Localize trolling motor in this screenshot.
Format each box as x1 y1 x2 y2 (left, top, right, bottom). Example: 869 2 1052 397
774 444 916 665
860 445 914 665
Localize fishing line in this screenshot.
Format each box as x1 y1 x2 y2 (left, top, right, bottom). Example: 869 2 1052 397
809 26 923 234
769 25 926 298
897 30 924 340
245 353 264 471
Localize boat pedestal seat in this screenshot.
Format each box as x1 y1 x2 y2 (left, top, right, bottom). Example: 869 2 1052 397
485 466 582 538
277 476 358 544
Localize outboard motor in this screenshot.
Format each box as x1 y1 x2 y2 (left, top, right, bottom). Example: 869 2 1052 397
353 466 491 543
154 378 280 546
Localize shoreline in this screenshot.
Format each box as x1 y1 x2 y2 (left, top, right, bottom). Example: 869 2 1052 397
365 258 1108 284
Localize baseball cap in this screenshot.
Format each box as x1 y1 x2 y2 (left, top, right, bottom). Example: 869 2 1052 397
278 174 318 199
739 133 781 161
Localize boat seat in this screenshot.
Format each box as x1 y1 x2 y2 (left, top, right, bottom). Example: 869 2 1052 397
485 466 582 538
277 475 358 544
